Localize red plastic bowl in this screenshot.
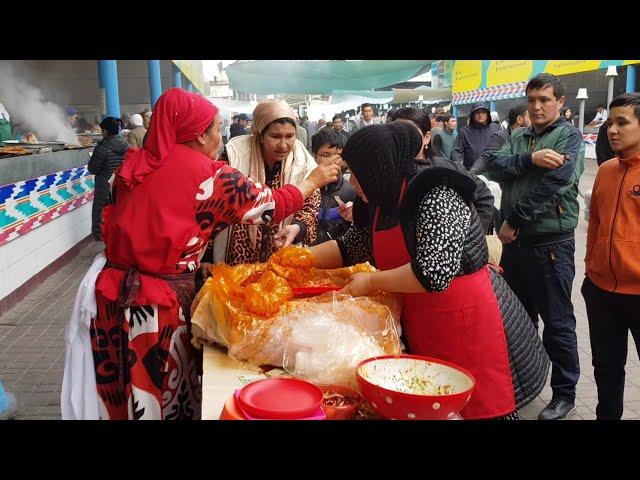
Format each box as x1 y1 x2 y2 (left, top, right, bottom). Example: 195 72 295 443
237 378 324 419
319 384 363 420
356 355 475 420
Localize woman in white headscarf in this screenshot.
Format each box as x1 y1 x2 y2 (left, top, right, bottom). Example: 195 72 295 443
214 99 321 265
0 102 12 143
127 113 147 148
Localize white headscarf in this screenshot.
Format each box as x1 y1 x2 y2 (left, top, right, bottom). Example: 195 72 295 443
130 113 144 127
0 102 10 122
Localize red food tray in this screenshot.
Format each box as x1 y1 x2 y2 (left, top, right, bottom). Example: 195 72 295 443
237 378 323 419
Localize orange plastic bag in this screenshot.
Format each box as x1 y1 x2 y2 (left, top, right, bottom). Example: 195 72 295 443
190 246 404 377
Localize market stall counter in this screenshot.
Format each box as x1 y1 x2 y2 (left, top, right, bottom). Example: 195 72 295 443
0 147 95 312
201 343 289 420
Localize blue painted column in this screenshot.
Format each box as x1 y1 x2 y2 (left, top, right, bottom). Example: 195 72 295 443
627 65 637 93
186 82 194 93
489 101 496 112
148 60 162 107
97 60 121 118
0 380 9 415
172 64 182 88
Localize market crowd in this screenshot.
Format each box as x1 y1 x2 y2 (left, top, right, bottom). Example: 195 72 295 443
25 73 637 421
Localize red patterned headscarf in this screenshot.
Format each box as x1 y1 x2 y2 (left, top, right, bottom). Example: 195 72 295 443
118 87 218 189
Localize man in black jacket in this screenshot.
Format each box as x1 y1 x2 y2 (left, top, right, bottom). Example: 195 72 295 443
452 102 502 170
471 104 530 175
87 117 128 240
229 113 249 139
331 115 350 143
390 106 496 234
595 121 615 166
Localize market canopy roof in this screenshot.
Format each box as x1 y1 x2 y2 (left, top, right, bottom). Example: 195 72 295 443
225 60 434 95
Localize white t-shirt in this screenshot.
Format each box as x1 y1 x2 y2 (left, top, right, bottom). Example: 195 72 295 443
0 102 10 122
592 109 608 124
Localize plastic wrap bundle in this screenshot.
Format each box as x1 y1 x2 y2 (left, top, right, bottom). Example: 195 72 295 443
191 247 403 387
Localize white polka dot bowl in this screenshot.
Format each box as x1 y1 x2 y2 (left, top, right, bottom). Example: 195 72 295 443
356 354 475 420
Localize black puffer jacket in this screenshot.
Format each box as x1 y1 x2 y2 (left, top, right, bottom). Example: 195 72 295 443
88 135 128 239
489 268 550 409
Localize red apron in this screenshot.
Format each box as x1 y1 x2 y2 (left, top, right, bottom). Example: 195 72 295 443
372 188 515 419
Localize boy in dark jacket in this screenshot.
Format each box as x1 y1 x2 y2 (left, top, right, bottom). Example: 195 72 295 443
311 129 357 244
88 117 128 240
451 102 502 170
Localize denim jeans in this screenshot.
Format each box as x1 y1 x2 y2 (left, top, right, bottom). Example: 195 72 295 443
501 239 580 400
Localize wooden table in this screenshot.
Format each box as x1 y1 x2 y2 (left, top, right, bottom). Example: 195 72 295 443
201 343 288 420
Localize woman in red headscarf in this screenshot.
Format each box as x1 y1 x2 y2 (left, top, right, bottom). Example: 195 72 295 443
91 88 340 420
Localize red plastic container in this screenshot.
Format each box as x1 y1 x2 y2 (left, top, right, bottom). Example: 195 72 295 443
237 378 324 420
356 354 475 420
320 384 363 420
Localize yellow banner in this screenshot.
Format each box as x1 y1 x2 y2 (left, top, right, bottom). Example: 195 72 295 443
544 60 602 77
486 60 533 87
452 60 482 93
172 60 205 93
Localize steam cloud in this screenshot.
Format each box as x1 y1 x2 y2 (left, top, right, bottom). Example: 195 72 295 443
0 63 79 144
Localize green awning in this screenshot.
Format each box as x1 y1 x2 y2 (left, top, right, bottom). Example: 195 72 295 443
225 60 434 95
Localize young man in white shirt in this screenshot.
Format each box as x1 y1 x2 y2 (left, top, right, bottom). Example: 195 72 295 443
587 105 608 128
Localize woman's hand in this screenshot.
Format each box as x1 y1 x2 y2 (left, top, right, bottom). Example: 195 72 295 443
340 272 373 297
273 224 301 248
299 163 341 197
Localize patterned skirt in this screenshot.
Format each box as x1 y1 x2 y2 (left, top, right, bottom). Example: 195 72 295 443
91 275 201 420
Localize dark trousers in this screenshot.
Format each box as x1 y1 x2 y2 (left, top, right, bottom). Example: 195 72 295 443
581 277 640 420
91 177 110 240
501 239 580 400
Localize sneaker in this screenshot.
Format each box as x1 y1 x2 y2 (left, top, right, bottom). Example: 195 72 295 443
538 397 576 420
0 393 18 420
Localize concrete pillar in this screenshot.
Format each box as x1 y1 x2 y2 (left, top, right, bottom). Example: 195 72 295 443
186 82 194 93
147 60 162 107
97 60 121 118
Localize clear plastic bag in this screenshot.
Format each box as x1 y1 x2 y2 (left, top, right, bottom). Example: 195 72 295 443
281 292 402 389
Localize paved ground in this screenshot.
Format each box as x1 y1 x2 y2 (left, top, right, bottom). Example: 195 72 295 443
1 158 639 420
